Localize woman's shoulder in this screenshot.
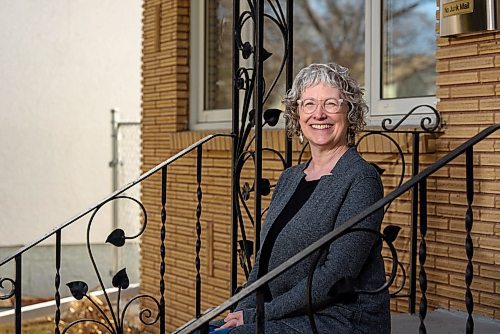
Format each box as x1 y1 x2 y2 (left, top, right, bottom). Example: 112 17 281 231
280 162 307 180
340 147 381 179
276 148 381 183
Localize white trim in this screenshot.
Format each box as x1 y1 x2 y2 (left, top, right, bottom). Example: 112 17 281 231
364 0 373 115
190 1 232 130
190 1 438 129
367 0 437 125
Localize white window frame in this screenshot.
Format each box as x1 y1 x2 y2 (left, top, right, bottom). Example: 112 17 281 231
190 0 438 130
189 0 232 130
365 0 437 127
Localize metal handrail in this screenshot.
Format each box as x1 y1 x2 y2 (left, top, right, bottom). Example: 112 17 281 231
176 123 500 334
0 133 233 267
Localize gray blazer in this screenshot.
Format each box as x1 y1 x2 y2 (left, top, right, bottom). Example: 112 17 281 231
234 147 391 333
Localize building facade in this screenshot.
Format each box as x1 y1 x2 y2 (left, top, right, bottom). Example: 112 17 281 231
0 0 142 298
140 0 500 331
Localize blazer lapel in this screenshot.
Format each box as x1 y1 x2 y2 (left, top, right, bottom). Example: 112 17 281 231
259 147 360 248
260 163 307 246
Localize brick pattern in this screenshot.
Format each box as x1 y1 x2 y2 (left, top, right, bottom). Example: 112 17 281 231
140 1 500 332
141 0 193 332
430 28 500 319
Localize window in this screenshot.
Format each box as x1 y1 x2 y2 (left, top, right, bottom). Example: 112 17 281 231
367 0 437 125
190 0 233 130
190 0 437 129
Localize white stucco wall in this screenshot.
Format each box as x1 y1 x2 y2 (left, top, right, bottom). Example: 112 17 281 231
0 0 142 247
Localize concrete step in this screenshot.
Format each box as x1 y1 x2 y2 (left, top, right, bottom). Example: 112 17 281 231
392 308 500 334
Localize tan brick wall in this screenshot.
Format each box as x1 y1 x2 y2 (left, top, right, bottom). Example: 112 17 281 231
140 1 500 332
141 0 194 331
429 28 500 318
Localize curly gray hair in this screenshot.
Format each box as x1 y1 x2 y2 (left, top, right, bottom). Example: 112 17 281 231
283 63 368 145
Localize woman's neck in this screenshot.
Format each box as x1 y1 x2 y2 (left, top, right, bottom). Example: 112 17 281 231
305 145 349 181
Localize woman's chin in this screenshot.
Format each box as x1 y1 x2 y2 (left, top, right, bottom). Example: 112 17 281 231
308 138 346 150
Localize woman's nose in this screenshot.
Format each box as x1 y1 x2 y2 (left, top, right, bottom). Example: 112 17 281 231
312 104 327 118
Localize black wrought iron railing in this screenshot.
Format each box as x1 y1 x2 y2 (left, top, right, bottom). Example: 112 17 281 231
1 0 496 331
226 0 442 317
176 124 500 334
0 133 232 334
355 105 442 313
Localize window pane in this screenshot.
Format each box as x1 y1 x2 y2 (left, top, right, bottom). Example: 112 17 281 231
264 0 366 110
205 0 232 110
203 0 366 112
293 0 365 85
382 0 436 99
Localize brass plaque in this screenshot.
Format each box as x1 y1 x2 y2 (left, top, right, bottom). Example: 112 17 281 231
443 0 474 17
439 0 500 36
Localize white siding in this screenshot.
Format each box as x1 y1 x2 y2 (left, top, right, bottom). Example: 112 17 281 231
0 0 142 246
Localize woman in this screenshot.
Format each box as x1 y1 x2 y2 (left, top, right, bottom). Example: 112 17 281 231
217 63 390 333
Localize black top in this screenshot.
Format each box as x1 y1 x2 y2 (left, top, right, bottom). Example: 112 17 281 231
258 176 320 301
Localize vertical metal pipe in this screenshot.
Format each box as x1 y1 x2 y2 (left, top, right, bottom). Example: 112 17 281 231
284 0 293 168
230 0 241 296
110 108 120 275
409 132 419 313
160 166 167 333
465 147 475 334
55 231 61 334
254 0 264 254
418 179 428 334
14 255 21 334
195 146 203 318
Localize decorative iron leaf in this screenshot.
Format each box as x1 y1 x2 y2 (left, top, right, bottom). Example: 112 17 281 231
264 109 281 127
242 42 253 59
242 182 251 201
67 281 88 300
248 109 256 127
106 228 126 247
383 225 401 243
260 178 271 196
112 268 130 289
327 276 357 304
370 162 385 176
235 77 245 90
262 48 272 61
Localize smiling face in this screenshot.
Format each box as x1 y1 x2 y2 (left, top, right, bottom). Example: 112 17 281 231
299 83 349 151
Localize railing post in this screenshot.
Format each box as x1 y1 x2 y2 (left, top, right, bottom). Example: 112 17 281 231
284 0 293 168
15 255 22 334
418 179 428 333
409 132 420 313
160 166 167 334
465 147 475 334
55 230 62 334
255 289 265 333
230 0 241 297
254 0 265 253
195 146 203 318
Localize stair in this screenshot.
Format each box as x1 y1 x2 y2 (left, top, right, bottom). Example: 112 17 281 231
391 309 500 334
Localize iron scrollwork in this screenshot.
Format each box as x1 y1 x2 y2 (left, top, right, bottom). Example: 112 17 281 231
233 0 444 329
233 0 291 281
0 276 15 300
305 225 402 334
381 104 441 133
62 195 160 333
355 132 406 213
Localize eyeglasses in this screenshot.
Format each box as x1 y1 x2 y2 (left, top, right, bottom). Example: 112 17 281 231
297 98 344 114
